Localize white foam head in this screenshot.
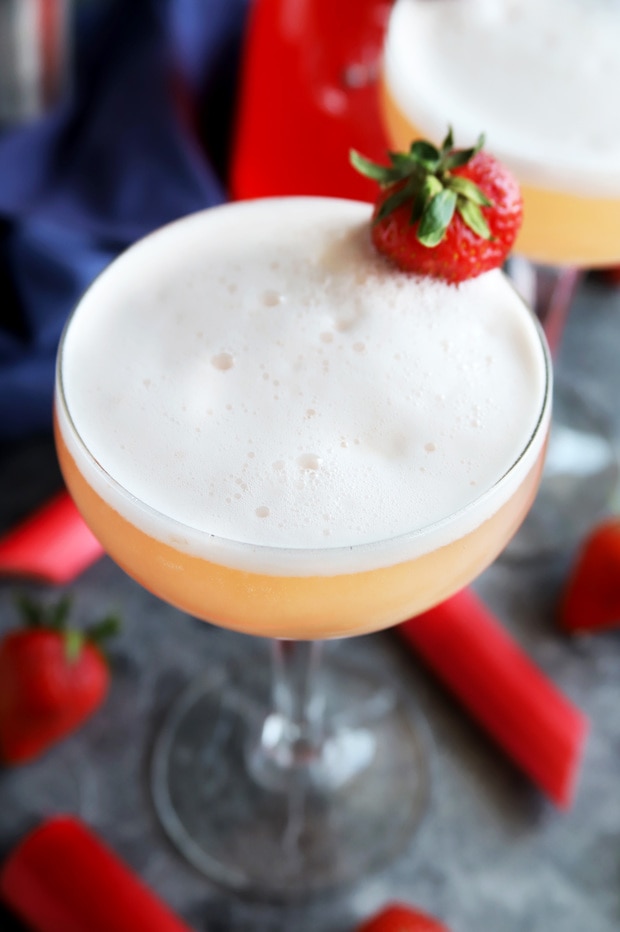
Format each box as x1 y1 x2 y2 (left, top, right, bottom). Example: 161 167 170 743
385 0 620 196
56 197 550 574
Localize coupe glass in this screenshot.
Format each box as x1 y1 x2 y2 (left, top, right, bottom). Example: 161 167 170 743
380 0 620 558
54 200 551 899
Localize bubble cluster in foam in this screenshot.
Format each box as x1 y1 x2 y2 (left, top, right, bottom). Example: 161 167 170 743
385 0 620 196
57 198 549 573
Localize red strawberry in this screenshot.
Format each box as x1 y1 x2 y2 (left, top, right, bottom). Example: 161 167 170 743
357 903 450 932
560 519 620 634
0 595 119 764
350 128 523 282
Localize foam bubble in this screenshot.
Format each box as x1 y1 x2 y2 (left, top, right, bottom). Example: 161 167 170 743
297 454 322 471
211 352 234 371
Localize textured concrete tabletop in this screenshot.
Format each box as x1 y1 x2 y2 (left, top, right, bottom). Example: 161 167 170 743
0 276 619 931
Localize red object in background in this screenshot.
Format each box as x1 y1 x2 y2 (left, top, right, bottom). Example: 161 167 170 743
0 816 193 932
38 0 69 106
230 0 392 202
601 266 620 286
560 518 620 634
0 492 104 584
357 902 450 932
398 588 589 809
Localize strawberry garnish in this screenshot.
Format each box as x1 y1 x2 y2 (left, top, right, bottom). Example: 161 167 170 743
0 595 119 764
350 128 522 283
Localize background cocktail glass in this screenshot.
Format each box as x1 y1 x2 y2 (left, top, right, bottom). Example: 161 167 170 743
380 0 620 558
54 200 551 898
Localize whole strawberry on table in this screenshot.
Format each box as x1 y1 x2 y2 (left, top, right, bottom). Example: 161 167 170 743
350 127 522 281
356 902 450 932
0 595 118 764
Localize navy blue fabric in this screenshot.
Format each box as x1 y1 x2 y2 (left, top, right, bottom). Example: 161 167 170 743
0 0 248 440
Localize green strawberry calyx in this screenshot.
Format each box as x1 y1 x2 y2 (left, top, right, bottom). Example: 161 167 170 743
15 593 120 664
350 127 493 248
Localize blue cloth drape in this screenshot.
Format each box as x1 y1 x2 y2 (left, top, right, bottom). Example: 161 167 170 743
0 0 249 440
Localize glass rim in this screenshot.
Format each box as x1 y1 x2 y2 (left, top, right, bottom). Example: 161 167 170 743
55 271 552 569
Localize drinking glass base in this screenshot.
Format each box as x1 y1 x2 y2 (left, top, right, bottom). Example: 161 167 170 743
151 653 430 899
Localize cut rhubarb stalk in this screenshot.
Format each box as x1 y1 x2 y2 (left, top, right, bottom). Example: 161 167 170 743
0 816 192 932
231 0 391 202
398 588 589 809
0 491 103 583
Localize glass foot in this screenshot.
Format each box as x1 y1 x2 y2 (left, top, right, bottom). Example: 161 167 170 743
503 376 619 561
151 651 430 899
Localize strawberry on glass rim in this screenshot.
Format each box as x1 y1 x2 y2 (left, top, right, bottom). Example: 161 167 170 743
350 127 523 283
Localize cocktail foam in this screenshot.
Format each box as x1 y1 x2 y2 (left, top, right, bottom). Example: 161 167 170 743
57 198 549 574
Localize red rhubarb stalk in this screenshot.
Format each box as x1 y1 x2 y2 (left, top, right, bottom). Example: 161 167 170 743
398 588 588 808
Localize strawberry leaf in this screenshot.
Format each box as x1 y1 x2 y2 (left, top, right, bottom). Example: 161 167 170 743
442 133 486 170
388 151 417 173
410 189 427 224
63 628 85 664
440 126 455 156
349 150 405 185
15 593 45 628
457 199 492 240
421 175 444 201
13 595 120 662
49 595 72 631
410 139 441 171
448 175 493 207
88 615 122 644
15 593 72 629
418 189 457 247
374 183 416 223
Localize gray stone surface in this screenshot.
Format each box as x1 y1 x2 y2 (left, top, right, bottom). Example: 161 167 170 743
1 275 619 931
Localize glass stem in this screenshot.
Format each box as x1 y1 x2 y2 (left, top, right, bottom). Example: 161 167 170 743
269 638 326 765
248 639 327 786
